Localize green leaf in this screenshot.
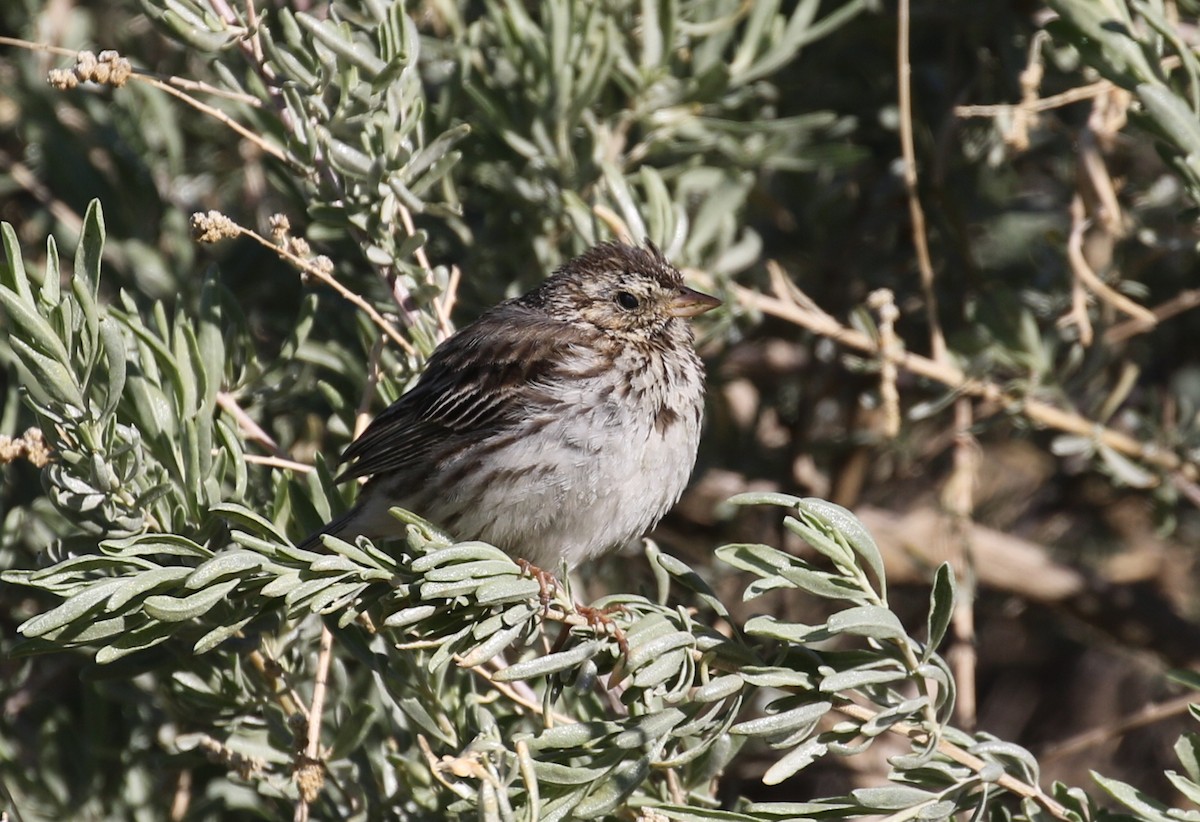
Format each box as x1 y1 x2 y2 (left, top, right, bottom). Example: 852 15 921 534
95 619 178 662
797 498 887 595
193 615 256 654
493 640 603 681
143 578 241 622
726 491 803 509
97 318 128 419
826 605 907 641
456 620 530 668
186 551 270 589
730 701 831 737
1093 772 1179 822
76 200 105 297
851 785 940 811
328 703 379 761
819 664 908 692
1176 732 1200 783
0 221 33 301
924 562 956 661
296 12 386 77
1164 771 1200 809
0 286 73 366
213 502 291 544
1167 669 1200 692
104 566 195 611
19 578 130 637
9 336 85 409
572 755 650 818
762 738 828 785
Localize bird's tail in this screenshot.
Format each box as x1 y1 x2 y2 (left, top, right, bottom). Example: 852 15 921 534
294 507 361 553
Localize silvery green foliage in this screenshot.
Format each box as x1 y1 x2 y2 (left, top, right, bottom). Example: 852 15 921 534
0 203 242 543
5 208 1195 818
136 0 863 313
0 212 1127 816
4 1 1200 820
1047 0 1200 204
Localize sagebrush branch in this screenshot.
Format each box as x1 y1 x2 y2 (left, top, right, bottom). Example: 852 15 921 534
725 264 1194 483
835 702 1071 819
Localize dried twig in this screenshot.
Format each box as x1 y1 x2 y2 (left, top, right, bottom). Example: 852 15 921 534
217 392 286 458
243 454 314 473
898 0 978 729
1106 288 1200 343
723 272 1194 482
866 289 901 439
1065 195 1155 331
835 702 1071 819
897 0 944 363
1041 692 1197 763
294 626 334 820
192 211 417 357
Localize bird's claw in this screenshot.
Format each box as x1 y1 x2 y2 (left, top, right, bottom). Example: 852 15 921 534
516 559 560 615
575 603 630 657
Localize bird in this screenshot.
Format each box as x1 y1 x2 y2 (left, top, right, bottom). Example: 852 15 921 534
299 240 720 571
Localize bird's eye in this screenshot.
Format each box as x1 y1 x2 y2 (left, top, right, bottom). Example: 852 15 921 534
616 291 640 310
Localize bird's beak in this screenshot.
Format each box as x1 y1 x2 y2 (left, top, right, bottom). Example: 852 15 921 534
668 286 722 318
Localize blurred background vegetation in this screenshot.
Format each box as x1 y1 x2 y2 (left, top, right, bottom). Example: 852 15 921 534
4 0 1200 818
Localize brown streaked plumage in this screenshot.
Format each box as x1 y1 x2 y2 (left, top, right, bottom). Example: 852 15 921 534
299 241 721 569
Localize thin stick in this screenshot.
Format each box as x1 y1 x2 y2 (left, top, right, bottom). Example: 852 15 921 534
306 627 334 761
835 702 1071 818
136 75 290 165
955 55 1184 120
1066 195 1155 325
223 220 417 357
294 625 334 820
433 265 461 341
899 0 974 728
243 453 314 473
1041 692 1197 763
1106 288 1200 343
897 0 945 363
955 81 1114 118
461 659 576 726
217 391 286 457
724 266 1194 481
397 203 434 276
0 35 75 57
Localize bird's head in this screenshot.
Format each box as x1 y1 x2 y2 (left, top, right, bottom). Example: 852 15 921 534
526 241 721 342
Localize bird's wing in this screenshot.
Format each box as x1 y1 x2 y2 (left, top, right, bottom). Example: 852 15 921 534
335 306 600 483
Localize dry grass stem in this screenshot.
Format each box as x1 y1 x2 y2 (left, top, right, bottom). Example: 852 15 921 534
0 34 292 166
398 204 434 276
433 265 461 341
955 80 1115 118
191 212 417 357
899 0 978 727
293 625 334 819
